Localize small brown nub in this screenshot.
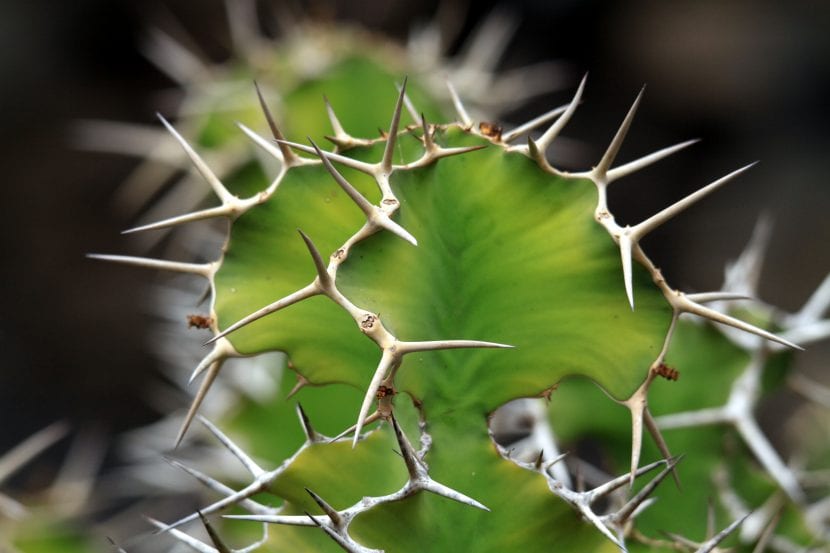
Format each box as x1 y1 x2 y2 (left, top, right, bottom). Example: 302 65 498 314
479 121 503 141
376 385 396 399
653 363 679 381
187 314 213 329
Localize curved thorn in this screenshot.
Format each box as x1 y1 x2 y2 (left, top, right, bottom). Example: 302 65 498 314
157 114 234 204
297 229 332 287
189 346 226 384
607 139 699 183
594 86 645 181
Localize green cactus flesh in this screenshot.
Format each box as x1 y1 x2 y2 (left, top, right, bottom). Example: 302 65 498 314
83 34 829 553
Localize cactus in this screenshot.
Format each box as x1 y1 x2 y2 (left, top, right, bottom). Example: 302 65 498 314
69 6 830 553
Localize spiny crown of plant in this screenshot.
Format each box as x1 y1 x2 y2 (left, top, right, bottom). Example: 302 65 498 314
85 55 830 551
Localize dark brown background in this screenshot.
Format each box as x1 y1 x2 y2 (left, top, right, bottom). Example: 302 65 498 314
1 0 828 460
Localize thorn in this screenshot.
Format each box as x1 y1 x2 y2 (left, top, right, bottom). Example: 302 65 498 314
236 122 287 164
157 114 234 204
390 416 420 478
632 163 758 243
198 511 232 553
198 416 264 478
305 488 343 527
678 296 802 350
189 346 226 384
607 139 699 183
534 450 544 470
537 73 587 153
254 81 298 165
619 234 635 310
501 103 570 143
421 479 491 512
207 283 318 344
275 138 375 174
396 82 420 123
308 139 417 246
121 205 233 234
615 456 682 524
296 403 318 442
0 422 69 484
684 292 752 304
643 409 680 488
594 86 645 181
446 80 472 128
165 458 272 516
420 113 435 152
381 77 407 175
286 373 309 399
695 513 750 553
324 95 348 140
86 254 212 277
397 339 514 354
353 351 396 448
297 229 332 287
175 361 223 447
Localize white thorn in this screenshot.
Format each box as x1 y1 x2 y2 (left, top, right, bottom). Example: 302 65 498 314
594 87 645 181
0 422 69 484
618 234 635 310
237 122 286 163
632 163 758 242
397 339 514 354
381 77 407 175
446 80 472 127
353 351 395 448
275 139 375 174
501 104 570 143
157 114 234 204
86 254 213 277
208 283 318 344
198 416 264 478
607 139 699 183
122 204 234 234
536 74 587 153
254 81 300 166
684 291 751 304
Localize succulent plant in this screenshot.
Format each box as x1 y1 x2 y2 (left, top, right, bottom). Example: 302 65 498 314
15 4 824 553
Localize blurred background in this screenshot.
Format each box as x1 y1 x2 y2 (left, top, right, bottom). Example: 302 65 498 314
0 0 828 492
